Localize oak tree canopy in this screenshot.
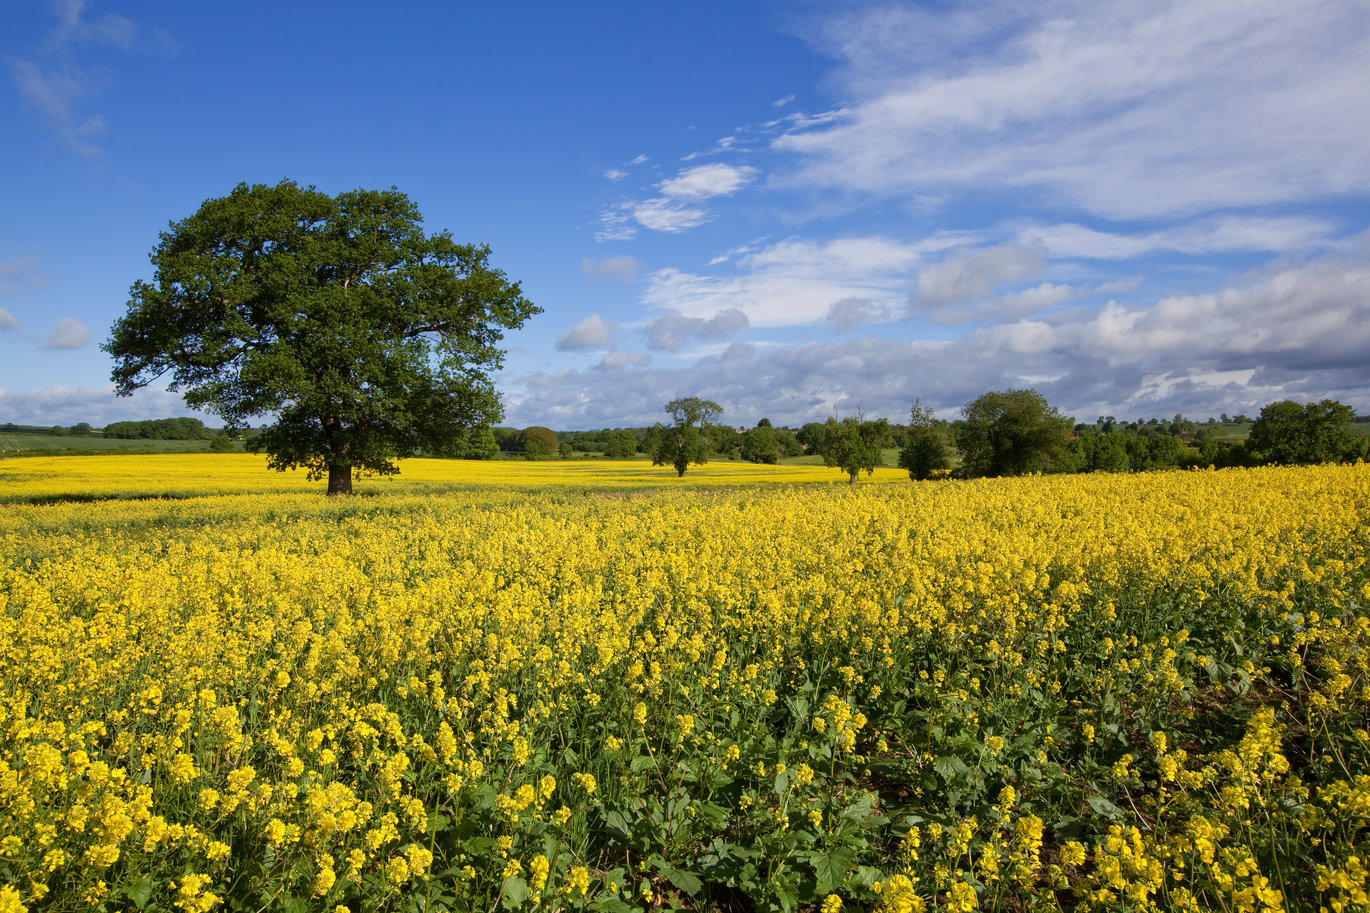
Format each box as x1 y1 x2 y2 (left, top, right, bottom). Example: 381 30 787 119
104 180 539 493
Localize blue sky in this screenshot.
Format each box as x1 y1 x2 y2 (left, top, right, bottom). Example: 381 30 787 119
3 0 1369 430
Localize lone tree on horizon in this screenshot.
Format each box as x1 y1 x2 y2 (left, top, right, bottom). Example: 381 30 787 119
649 396 722 477
104 180 539 494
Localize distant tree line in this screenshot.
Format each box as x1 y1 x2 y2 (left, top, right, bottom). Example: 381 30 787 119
8 395 1364 478
612 391 1368 481
103 417 214 440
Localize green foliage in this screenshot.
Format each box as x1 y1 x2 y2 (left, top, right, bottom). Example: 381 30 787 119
1246 398 1360 465
897 399 953 480
467 426 499 460
823 412 890 483
796 422 829 457
103 180 539 494
103 417 211 440
520 426 560 460
650 397 723 477
741 423 780 464
206 433 234 453
954 388 1074 478
605 428 639 459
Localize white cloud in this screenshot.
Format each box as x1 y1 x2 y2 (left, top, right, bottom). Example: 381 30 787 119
595 207 638 242
580 255 643 282
1015 216 1338 260
604 169 627 182
826 297 890 332
643 235 936 328
912 245 1042 309
12 60 105 156
628 154 649 166
0 256 41 292
0 307 20 332
556 314 616 351
659 163 758 199
13 2 173 156
632 199 710 233
42 317 91 350
41 318 90 349
507 242 1370 429
603 163 762 238
644 308 749 352
775 0 1370 219
596 349 651 370
0 384 212 427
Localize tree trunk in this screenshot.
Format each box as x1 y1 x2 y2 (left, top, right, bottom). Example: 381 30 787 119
327 465 353 495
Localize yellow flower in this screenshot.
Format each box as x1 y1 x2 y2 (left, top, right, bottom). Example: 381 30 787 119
0 885 27 913
529 854 550 891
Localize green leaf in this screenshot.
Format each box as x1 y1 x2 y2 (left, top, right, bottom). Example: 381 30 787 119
126 875 153 910
809 845 856 894
649 858 703 897
501 876 530 910
696 800 730 829
601 807 635 841
933 755 968 780
1087 796 1124 820
841 793 873 821
774 769 793 796
590 898 635 913
772 876 800 913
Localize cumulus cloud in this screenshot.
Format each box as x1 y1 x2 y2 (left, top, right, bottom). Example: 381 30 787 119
0 384 210 427
644 308 749 352
581 255 643 282
506 244 1370 429
556 314 616 351
604 169 627 182
0 307 20 332
775 0 1370 219
826 297 890 332
642 235 939 328
912 245 1042 310
42 317 91 350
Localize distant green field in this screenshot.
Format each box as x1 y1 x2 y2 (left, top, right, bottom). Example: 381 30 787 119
0 433 237 456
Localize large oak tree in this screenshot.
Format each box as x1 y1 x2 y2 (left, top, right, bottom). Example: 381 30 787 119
105 181 539 493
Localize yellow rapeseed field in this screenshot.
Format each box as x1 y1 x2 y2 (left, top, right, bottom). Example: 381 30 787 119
0 456 1367 912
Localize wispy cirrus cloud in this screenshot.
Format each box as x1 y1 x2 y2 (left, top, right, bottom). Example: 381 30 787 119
1013 215 1339 260
774 0 1370 219
599 162 761 239
13 0 174 156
